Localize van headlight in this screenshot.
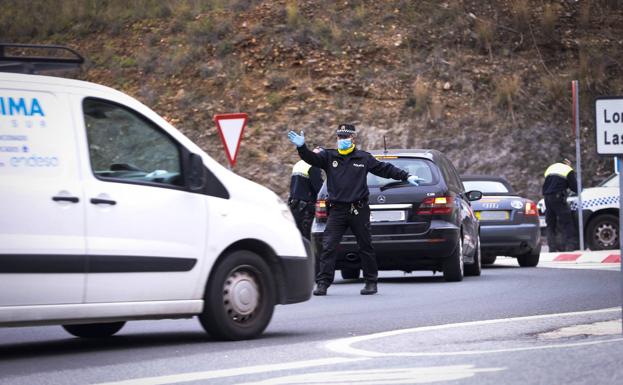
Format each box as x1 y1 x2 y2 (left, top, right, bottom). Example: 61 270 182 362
277 197 295 224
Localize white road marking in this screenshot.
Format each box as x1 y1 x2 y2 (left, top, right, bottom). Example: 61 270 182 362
94 309 622 385
325 307 623 358
93 357 368 385
237 365 505 385
538 319 622 340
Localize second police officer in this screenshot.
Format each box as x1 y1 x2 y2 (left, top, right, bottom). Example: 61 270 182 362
288 124 420 296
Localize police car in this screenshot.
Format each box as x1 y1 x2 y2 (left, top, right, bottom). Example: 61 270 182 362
538 174 619 250
0 44 313 340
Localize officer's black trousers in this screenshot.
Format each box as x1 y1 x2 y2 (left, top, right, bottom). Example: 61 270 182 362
317 203 377 285
544 194 577 252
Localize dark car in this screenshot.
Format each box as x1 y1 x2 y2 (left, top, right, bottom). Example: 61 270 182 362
461 175 541 266
310 149 483 282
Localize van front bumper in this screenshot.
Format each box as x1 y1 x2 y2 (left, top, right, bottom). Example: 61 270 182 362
277 238 314 304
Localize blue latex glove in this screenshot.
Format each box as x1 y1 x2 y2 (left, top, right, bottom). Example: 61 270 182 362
288 130 305 147
407 175 421 186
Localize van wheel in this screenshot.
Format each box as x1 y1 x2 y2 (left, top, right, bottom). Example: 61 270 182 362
199 250 276 341
517 244 541 267
340 268 360 280
482 254 497 265
62 322 125 338
443 235 464 282
464 235 481 277
586 214 619 250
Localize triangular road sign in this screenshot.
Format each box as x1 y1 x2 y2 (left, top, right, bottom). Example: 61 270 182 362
213 113 248 167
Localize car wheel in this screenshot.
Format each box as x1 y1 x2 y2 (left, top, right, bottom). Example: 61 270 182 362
482 254 497 265
340 268 360 280
586 214 619 250
517 243 541 267
464 234 481 277
443 235 464 282
199 250 276 341
62 322 125 338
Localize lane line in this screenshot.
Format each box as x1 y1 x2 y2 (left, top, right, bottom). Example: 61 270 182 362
325 307 622 358
92 357 369 385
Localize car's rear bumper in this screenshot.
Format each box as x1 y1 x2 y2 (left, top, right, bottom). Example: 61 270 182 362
480 223 540 255
311 220 459 271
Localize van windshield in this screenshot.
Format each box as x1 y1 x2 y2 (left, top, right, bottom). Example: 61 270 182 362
367 158 437 187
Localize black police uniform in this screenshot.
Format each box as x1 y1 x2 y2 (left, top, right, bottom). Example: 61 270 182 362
297 144 409 287
288 160 323 239
542 162 579 252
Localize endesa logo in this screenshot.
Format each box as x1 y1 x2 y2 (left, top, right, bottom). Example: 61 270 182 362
0 97 45 117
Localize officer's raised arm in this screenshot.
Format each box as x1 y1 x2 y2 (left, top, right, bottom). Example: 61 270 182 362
288 130 328 169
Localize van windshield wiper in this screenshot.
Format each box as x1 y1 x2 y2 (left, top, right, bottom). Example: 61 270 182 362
379 180 409 191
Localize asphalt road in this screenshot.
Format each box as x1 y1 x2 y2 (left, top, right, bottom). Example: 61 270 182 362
0 263 621 385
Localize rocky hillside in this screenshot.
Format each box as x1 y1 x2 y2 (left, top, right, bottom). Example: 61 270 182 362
2 0 622 200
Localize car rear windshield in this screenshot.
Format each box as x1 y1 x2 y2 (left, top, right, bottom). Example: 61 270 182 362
367 157 437 187
463 180 509 193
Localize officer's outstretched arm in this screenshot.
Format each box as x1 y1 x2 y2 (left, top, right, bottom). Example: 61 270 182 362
367 155 409 181
297 144 328 169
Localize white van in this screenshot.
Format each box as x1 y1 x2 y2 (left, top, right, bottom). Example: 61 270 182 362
0 45 313 340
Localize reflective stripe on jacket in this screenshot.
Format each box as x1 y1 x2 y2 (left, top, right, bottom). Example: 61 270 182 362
289 160 323 202
542 163 578 195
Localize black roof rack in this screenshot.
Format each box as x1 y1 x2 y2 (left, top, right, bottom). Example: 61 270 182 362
0 43 84 74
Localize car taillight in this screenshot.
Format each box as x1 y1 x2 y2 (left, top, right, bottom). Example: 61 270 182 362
315 199 328 220
417 196 454 215
525 201 538 216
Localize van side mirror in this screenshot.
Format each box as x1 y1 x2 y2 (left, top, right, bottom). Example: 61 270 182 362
188 153 206 191
466 190 482 201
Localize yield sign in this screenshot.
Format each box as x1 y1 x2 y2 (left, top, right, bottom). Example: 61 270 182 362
213 113 248 167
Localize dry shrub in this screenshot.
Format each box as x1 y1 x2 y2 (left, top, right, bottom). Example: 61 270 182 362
579 2 591 27
510 0 530 31
540 3 560 39
494 74 521 120
541 75 568 105
579 48 607 91
475 19 494 60
413 77 431 115
285 1 301 28
430 99 444 121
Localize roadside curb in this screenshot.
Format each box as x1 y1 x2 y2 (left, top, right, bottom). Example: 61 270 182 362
539 250 621 264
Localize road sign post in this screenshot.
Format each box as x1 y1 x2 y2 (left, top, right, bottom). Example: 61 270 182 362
572 81 584 251
213 113 248 169
594 96 623 334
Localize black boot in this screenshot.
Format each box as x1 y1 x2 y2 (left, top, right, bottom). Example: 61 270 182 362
360 281 377 295
313 283 329 296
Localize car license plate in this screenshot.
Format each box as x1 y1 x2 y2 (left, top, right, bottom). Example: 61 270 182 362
370 210 405 222
476 211 509 221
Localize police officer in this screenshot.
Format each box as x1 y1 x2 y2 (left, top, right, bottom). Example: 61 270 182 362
542 158 578 252
288 146 324 239
287 124 419 296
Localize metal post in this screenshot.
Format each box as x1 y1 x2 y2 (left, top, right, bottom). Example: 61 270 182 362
572 80 584 251
618 156 623 330
619 158 623 334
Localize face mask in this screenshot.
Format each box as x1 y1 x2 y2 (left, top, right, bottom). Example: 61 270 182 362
337 138 352 150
